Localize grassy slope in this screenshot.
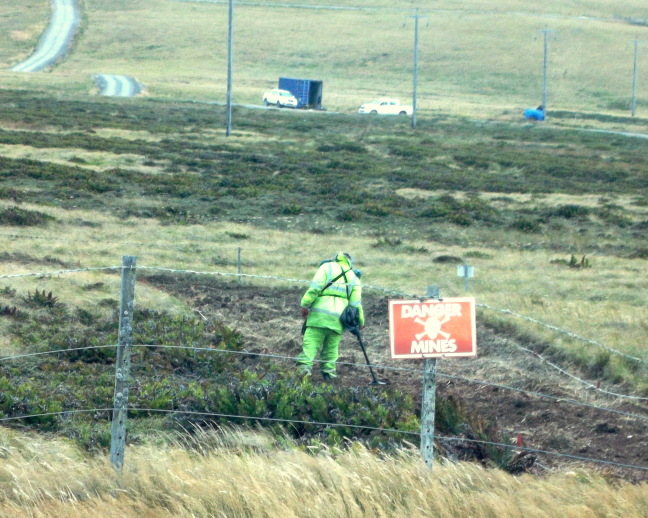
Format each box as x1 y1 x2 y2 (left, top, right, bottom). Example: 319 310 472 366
1 0 648 118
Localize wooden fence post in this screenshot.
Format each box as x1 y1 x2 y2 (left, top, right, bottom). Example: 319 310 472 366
421 358 437 468
110 255 137 470
420 285 440 468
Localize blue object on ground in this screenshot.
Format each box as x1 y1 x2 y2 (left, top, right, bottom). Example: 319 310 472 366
524 107 545 121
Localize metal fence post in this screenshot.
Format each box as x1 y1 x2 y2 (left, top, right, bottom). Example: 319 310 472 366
110 255 137 470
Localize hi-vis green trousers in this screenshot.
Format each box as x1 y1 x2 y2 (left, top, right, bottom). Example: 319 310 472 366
296 326 342 377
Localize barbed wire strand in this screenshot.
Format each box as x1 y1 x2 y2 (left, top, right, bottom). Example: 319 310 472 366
146 344 648 421
1 264 646 401
139 265 648 368
2 343 646 422
0 344 118 362
0 266 120 279
477 303 648 366
436 436 648 473
127 343 648 412
138 265 310 286
512 344 648 401
0 407 646 473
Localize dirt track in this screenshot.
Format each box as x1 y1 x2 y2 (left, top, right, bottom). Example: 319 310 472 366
148 274 648 482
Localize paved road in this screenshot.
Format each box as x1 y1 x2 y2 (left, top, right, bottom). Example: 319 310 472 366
11 0 80 72
94 74 142 97
11 0 141 97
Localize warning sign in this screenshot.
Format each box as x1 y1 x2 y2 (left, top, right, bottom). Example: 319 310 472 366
389 298 477 359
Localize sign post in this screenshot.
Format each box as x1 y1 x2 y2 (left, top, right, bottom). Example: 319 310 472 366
456 264 474 292
421 357 436 468
389 296 477 468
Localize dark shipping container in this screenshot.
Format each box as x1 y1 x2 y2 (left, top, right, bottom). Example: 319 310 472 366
278 77 323 109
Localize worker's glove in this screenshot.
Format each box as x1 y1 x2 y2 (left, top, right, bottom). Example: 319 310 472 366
301 307 309 319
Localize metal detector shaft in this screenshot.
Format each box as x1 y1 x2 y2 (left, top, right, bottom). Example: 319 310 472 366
352 328 384 385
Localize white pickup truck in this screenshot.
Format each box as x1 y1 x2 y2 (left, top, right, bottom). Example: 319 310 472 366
358 98 413 116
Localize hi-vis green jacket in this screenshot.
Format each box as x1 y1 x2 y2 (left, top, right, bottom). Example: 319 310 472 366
300 252 364 333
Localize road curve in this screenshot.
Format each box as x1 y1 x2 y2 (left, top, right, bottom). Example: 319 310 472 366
11 0 80 72
94 74 142 97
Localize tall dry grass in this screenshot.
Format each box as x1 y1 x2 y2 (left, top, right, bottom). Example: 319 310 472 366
0 426 646 517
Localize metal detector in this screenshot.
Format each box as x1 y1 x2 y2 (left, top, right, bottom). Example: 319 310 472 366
350 327 386 385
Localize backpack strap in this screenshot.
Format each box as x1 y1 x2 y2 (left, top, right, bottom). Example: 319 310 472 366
341 269 350 299
320 267 351 295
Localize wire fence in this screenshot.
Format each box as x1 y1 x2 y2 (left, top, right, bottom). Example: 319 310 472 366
0 402 646 474
2 343 646 422
0 262 647 474
2 262 645 399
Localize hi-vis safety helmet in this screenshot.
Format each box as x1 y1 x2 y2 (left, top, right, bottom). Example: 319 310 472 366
336 251 353 266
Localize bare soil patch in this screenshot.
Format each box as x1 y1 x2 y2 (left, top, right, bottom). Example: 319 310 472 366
146 274 648 482
10 31 33 41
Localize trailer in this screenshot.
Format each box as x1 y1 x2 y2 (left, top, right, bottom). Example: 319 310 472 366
278 78 323 109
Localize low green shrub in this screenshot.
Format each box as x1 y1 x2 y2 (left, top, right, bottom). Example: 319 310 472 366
549 255 591 269
628 247 648 259
317 140 367 154
547 204 591 220
0 206 54 226
225 231 250 240
509 217 542 233
24 289 59 308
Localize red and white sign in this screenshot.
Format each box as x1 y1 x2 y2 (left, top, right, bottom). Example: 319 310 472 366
389 298 477 359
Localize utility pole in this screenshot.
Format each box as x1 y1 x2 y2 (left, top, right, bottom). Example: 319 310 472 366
406 8 429 129
538 27 555 115
225 0 234 136
630 39 644 117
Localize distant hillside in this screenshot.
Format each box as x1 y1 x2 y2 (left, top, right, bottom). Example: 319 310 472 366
1 0 647 119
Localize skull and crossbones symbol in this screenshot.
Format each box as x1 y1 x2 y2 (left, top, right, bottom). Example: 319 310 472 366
414 315 451 341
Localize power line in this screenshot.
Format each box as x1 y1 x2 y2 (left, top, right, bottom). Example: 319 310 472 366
405 8 429 129
225 0 234 135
